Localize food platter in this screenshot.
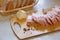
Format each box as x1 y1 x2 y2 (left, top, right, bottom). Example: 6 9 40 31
10 9 60 39
10 16 60 39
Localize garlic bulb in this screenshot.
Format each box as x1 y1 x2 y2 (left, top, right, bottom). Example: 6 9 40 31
16 10 27 19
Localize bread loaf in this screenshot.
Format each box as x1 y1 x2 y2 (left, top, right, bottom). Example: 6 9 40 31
6 0 14 10
16 0 22 8
21 0 27 7
0 0 6 11
0 0 34 11
26 0 31 5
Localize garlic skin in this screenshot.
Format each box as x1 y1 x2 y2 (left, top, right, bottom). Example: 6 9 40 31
16 10 27 19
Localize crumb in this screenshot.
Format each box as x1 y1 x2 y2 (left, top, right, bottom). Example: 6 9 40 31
23 28 27 31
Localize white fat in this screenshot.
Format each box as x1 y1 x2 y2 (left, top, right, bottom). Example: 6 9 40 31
27 16 32 20
32 13 44 18
27 15 33 22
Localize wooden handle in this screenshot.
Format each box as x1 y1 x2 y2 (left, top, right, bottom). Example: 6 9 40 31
10 16 22 39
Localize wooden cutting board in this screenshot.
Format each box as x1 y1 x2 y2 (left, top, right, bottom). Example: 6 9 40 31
10 16 60 39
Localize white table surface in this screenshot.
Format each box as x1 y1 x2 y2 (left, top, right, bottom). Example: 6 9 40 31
0 0 60 40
